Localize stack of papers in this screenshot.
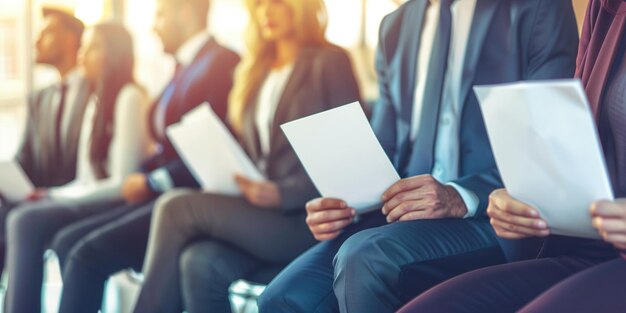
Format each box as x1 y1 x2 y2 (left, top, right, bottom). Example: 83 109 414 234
167 103 264 196
475 80 613 239
0 160 34 202
281 102 400 213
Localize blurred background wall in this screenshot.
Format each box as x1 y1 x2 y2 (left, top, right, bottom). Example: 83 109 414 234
0 0 592 159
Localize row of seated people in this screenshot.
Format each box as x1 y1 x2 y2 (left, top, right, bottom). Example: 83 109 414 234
0 0 624 312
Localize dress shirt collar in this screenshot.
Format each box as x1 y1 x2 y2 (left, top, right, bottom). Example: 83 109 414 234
61 68 83 87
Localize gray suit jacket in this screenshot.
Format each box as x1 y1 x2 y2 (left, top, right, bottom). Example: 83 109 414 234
17 77 91 187
240 45 361 212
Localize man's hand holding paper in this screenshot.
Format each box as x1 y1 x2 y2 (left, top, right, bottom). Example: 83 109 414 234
282 102 472 241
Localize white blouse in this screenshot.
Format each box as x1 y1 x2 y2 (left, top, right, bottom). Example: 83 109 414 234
255 64 294 162
48 84 150 204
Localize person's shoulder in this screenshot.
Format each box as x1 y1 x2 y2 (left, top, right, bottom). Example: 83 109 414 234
28 84 56 107
306 44 351 62
507 0 571 11
381 0 420 26
117 83 147 104
199 38 240 63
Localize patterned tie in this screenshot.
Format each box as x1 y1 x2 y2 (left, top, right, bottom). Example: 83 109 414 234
400 0 454 177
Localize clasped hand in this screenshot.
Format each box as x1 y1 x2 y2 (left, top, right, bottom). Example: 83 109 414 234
305 174 468 241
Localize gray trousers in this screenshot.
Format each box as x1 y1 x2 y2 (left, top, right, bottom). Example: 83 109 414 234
133 189 317 313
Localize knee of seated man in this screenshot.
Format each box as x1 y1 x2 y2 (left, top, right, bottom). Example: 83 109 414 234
7 206 44 234
64 233 109 269
333 227 393 275
257 272 308 313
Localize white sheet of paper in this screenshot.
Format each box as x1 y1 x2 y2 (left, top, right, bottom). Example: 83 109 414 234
475 79 614 239
166 103 264 196
0 159 34 202
281 102 400 213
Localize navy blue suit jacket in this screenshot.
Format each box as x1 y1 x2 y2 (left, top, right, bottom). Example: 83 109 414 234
372 0 579 217
142 38 240 187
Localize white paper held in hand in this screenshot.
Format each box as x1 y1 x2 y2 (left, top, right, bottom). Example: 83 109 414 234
281 102 400 213
0 159 34 202
474 79 613 239
166 103 264 196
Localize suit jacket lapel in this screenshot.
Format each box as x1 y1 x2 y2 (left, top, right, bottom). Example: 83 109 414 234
171 38 218 121
242 98 262 164
241 49 311 168
40 87 57 166
269 50 311 143
64 78 91 165
398 0 428 125
459 0 499 108
395 0 428 168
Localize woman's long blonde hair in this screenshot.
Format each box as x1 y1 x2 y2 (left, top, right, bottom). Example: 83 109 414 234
228 0 330 133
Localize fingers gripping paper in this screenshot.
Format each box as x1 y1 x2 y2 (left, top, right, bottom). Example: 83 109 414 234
281 102 400 213
475 80 614 239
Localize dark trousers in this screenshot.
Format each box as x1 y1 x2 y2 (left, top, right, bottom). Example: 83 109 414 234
133 190 317 313
258 214 504 313
399 237 623 313
57 200 156 313
2 199 121 313
0 201 17 272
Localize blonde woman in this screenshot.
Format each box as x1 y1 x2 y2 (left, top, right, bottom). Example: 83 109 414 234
132 0 361 312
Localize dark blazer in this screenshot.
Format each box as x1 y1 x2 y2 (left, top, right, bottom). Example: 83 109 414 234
241 45 361 211
371 0 579 261
17 77 91 187
142 37 240 187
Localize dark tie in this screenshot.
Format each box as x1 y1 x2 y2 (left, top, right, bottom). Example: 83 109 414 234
54 82 68 160
400 0 454 177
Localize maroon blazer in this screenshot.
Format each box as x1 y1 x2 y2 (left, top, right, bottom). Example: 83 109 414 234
576 0 626 118
576 0 626 259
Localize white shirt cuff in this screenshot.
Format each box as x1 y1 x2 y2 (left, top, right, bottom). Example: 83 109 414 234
148 168 175 193
447 182 479 218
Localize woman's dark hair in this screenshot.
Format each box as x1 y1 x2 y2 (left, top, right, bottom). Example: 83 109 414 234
89 22 135 179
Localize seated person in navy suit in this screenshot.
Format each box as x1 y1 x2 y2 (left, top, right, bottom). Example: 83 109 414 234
259 0 579 312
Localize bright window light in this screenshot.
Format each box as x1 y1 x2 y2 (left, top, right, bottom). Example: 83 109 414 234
75 0 104 26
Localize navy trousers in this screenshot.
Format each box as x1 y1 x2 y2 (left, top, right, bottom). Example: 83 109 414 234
259 213 504 313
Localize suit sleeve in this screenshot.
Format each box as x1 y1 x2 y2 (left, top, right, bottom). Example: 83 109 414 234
524 0 579 80
452 0 579 217
277 48 362 211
